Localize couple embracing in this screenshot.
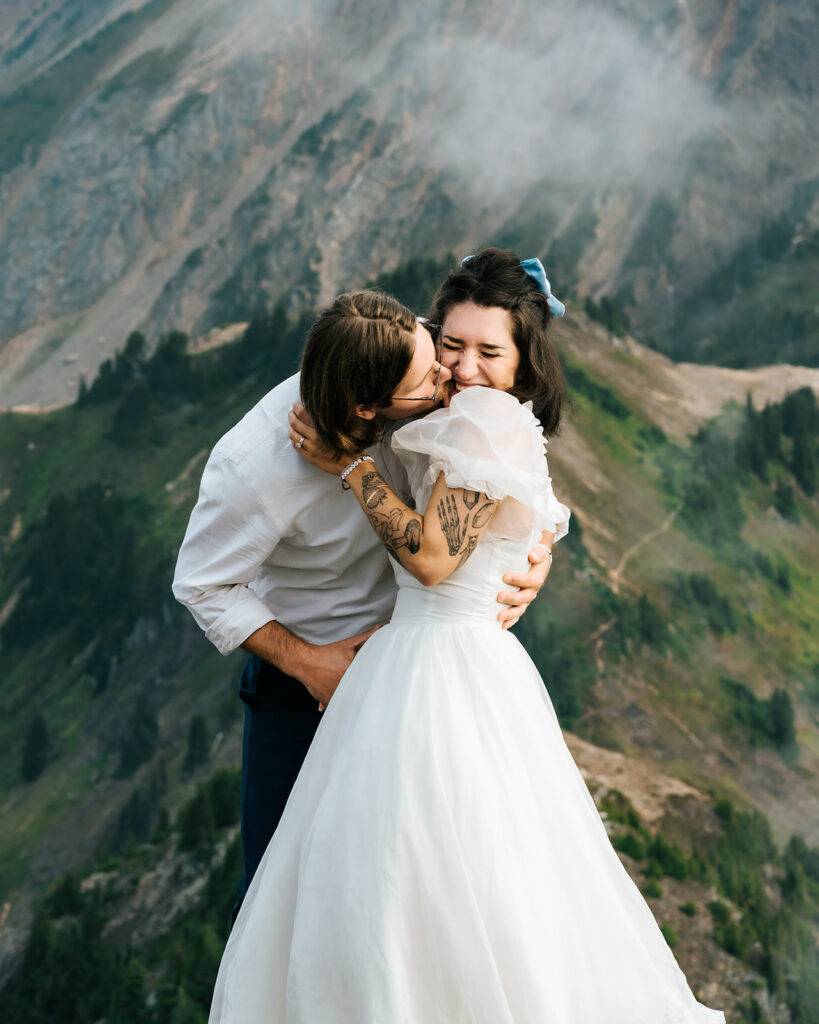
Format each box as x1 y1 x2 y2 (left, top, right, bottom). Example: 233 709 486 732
174 249 725 1022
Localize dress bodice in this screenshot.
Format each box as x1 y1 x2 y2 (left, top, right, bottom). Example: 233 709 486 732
391 533 538 626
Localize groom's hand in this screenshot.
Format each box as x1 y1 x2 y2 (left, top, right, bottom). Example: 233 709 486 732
496 533 555 631
299 627 379 707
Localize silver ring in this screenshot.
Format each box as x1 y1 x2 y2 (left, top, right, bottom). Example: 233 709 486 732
296 436 304 449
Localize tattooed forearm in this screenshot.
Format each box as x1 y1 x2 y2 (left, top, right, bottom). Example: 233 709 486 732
361 471 388 509
349 461 493 581
437 494 468 555
357 471 423 558
403 519 421 553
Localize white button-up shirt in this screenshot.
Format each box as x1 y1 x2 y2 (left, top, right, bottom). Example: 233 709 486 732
172 374 409 654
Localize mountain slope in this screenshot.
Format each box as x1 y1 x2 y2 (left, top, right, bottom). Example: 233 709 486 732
1 0 818 407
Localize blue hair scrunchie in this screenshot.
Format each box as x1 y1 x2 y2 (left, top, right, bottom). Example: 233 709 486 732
460 254 565 317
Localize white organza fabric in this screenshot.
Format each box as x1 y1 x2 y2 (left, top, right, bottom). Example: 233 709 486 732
209 389 725 1024
391 386 570 542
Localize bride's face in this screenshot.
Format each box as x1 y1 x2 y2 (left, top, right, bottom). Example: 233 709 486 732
440 301 520 396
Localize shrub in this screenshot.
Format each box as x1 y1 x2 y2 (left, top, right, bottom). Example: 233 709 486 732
184 714 210 775
613 831 647 860
672 573 737 636
645 833 689 880
719 679 797 750
599 790 643 831
768 689 796 747
773 481 800 522
21 713 50 782
116 696 159 778
563 362 630 419
178 786 215 860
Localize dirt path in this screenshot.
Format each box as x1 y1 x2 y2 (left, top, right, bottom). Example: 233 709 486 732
608 504 680 594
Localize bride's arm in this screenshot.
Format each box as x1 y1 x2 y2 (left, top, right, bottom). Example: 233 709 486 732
287 409 496 585
341 459 497 586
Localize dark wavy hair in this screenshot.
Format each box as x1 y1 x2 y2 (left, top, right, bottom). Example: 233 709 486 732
427 247 564 434
300 290 417 456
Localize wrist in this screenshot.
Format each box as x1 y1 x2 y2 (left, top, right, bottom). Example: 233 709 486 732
340 453 374 490
278 632 313 680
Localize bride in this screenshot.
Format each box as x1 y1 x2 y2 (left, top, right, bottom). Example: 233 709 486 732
209 249 725 1023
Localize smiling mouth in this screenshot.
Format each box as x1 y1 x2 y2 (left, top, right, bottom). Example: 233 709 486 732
453 382 478 391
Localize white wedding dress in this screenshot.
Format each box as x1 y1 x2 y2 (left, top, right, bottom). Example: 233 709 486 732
209 388 725 1024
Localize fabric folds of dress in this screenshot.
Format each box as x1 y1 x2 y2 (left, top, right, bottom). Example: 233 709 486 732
209 387 724 1024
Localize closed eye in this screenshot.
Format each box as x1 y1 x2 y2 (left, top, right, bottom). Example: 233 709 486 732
443 343 499 359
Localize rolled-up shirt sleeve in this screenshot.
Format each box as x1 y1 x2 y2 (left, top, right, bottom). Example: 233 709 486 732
172 450 288 655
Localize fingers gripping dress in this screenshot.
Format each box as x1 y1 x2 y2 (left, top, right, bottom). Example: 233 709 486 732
209 388 726 1024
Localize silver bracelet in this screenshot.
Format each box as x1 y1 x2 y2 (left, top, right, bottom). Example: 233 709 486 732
340 454 374 490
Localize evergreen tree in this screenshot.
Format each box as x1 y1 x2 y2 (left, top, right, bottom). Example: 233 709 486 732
47 873 83 917
21 713 50 782
773 480 800 522
168 987 207 1024
111 378 151 446
760 402 783 460
636 594 667 649
76 375 90 407
114 957 149 1024
184 714 210 775
179 786 215 859
767 689 796 748
110 785 156 852
116 695 159 778
208 768 240 829
791 431 818 496
18 908 52 1006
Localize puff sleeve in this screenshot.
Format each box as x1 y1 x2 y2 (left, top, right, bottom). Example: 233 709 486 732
390 387 570 542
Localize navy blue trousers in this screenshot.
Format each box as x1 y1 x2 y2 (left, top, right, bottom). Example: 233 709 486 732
232 654 322 923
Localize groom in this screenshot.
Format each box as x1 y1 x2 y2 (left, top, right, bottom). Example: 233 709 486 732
173 289 553 914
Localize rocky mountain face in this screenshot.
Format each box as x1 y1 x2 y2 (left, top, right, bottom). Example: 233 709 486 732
1 0 818 408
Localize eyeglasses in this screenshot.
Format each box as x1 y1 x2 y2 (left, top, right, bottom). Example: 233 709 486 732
391 320 444 402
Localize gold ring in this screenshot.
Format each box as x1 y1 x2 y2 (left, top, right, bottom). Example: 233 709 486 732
296 436 304 449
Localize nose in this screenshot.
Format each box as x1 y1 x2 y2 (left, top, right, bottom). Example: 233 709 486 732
451 349 478 380
437 362 452 384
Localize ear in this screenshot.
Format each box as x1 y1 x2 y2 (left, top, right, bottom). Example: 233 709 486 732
354 404 377 420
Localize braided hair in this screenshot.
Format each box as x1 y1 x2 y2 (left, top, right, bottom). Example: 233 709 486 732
427 248 565 434
300 290 417 456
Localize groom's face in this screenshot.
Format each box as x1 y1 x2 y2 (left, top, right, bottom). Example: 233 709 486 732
376 321 451 421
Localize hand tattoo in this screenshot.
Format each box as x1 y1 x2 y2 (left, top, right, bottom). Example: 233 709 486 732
437 494 468 555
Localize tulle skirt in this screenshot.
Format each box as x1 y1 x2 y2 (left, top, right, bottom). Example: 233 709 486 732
209 618 725 1023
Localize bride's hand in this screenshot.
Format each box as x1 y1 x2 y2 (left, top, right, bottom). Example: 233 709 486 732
288 403 352 475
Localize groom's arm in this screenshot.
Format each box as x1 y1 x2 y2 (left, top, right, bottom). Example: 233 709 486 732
496 530 555 630
172 450 289 655
242 620 377 707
